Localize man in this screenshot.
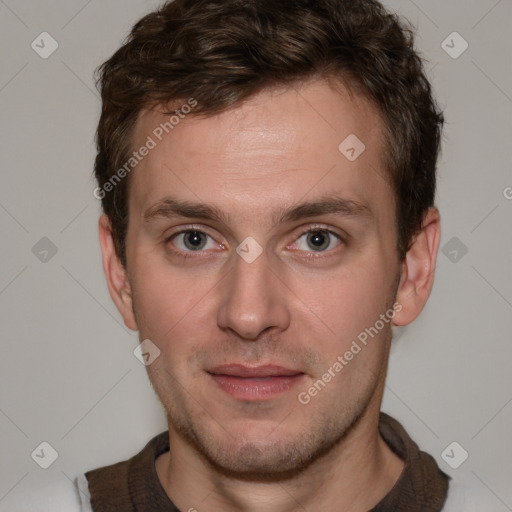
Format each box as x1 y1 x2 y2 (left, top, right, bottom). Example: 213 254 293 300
73 0 478 510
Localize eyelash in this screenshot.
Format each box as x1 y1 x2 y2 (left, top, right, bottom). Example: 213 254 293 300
164 224 345 260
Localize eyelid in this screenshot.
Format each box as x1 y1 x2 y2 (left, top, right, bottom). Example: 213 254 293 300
164 224 219 241
289 223 346 243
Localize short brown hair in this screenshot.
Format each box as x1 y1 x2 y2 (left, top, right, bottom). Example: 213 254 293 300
94 0 443 265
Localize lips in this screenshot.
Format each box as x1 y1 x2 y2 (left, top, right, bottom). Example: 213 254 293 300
207 364 305 400
209 364 303 378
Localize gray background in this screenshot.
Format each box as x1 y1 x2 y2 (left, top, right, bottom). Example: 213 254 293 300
0 0 511 509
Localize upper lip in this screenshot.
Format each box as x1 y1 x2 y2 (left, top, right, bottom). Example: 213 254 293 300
208 364 303 378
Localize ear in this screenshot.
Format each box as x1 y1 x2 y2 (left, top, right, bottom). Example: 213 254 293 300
98 214 138 331
392 207 441 326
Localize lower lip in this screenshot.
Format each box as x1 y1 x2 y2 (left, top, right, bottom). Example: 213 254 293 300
209 373 305 401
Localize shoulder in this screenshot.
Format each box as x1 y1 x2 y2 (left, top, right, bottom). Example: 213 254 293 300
443 476 505 511
1 472 91 512
85 431 170 509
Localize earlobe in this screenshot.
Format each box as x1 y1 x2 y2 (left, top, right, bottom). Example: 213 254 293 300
98 215 138 331
393 207 441 327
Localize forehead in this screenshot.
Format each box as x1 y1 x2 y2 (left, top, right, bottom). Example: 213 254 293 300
128 78 392 225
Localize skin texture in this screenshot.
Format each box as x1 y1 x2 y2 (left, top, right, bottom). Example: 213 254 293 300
99 78 440 511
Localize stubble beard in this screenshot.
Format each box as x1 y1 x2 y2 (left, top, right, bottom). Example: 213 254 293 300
146 353 387 482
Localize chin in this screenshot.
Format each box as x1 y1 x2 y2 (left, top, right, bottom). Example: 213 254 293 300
197 437 322 480
170 410 356 481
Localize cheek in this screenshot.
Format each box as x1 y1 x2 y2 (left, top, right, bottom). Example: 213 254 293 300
298 262 393 346
301 272 394 398
131 257 214 342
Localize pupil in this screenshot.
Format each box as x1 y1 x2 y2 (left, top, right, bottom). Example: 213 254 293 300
308 231 329 250
185 231 206 250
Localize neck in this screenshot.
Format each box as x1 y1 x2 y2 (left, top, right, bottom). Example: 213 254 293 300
156 398 404 512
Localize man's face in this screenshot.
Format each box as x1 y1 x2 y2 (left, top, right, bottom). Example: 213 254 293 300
123 79 402 476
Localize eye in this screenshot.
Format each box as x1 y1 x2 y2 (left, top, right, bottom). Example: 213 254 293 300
170 230 218 252
293 229 341 252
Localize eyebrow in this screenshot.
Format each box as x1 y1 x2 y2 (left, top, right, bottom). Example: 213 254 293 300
142 195 373 226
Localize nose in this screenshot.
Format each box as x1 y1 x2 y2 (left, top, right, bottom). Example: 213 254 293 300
216 247 291 340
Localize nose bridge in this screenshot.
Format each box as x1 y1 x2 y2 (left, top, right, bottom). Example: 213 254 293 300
216 248 290 339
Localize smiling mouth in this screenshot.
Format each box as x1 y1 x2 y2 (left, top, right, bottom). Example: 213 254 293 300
207 364 305 400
